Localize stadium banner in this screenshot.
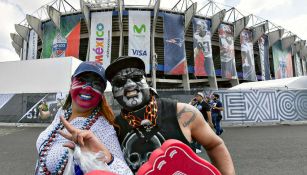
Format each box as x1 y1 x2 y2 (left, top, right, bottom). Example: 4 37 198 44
89 11 113 68
42 14 81 58
22 40 27 60
128 11 151 74
272 40 293 79
295 53 303 76
27 30 38 60
192 18 215 77
302 60 307 76
218 23 237 79
258 34 270 80
241 29 257 81
163 13 187 75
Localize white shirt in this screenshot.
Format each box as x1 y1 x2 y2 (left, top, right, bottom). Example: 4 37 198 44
36 108 133 175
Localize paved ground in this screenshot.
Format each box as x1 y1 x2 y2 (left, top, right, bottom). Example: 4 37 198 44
1 124 307 175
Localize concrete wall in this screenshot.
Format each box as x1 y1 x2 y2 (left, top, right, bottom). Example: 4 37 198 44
157 89 307 123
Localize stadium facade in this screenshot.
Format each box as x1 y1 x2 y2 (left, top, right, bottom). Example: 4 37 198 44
4 0 307 124
10 0 307 90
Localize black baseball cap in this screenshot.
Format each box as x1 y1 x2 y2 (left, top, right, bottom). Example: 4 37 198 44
105 56 145 82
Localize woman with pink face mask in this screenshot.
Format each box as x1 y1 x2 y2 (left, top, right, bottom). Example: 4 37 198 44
35 62 132 175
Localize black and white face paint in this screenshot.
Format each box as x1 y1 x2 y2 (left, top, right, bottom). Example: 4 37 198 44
111 68 150 111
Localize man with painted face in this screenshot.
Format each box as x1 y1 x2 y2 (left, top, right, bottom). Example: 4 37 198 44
105 56 235 175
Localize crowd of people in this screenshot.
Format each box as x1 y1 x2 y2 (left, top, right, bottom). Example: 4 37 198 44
35 56 235 175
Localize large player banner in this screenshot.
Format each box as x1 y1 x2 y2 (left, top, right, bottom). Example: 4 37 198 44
27 30 38 60
42 14 81 58
218 24 237 79
258 34 270 80
272 40 293 79
128 11 151 73
192 18 215 76
89 12 113 68
241 29 257 81
163 13 186 75
295 54 303 76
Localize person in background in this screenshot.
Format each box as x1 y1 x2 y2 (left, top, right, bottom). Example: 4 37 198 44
189 92 214 153
35 61 132 175
189 92 213 128
211 93 224 136
37 100 51 120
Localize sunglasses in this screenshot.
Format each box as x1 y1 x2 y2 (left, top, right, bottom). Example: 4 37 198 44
111 74 144 87
75 76 105 92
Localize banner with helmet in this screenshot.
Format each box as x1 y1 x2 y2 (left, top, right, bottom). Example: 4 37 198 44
241 29 257 81
89 11 113 68
218 23 237 79
192 18 215 77
27 30 38 60
128 11 151 74
272 40 293 79
163 13 187 75
294 53 303 76
42 14 81 58
258 34 271 80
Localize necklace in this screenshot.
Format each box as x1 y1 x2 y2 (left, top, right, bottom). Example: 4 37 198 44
121 95 158 131
38 107 100 175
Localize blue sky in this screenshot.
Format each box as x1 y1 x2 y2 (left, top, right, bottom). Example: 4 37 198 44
1 0 307 62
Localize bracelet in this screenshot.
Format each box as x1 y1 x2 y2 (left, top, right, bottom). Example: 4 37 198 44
107 154 114 166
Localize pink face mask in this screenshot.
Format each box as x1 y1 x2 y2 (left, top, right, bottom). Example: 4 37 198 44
70 77 102 109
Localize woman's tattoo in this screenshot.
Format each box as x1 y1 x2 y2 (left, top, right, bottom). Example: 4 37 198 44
177 106 196 127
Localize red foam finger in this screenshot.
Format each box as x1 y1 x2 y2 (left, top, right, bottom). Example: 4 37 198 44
137 139 221 175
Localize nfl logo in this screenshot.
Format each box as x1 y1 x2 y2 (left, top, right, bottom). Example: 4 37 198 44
52 42 67 57
52 33 67 57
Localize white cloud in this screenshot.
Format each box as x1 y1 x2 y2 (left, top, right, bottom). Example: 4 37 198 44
0 48 20 62
236 0 291 14
8 0 43 14
0 1 25 62
213 0 226 5
274 14 307 40
234 0 307 39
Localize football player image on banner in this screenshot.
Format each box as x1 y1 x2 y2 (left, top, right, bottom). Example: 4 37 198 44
272 40 293 79
240 29 257 81
218 23 237 79
295 53 303 76
128 11 151 74
90 11 113 68
42 14 81 58
163 13 187 75
193 18 215 77
258 34 271 80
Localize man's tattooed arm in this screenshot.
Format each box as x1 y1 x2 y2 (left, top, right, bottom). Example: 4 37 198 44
177 106 197 127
